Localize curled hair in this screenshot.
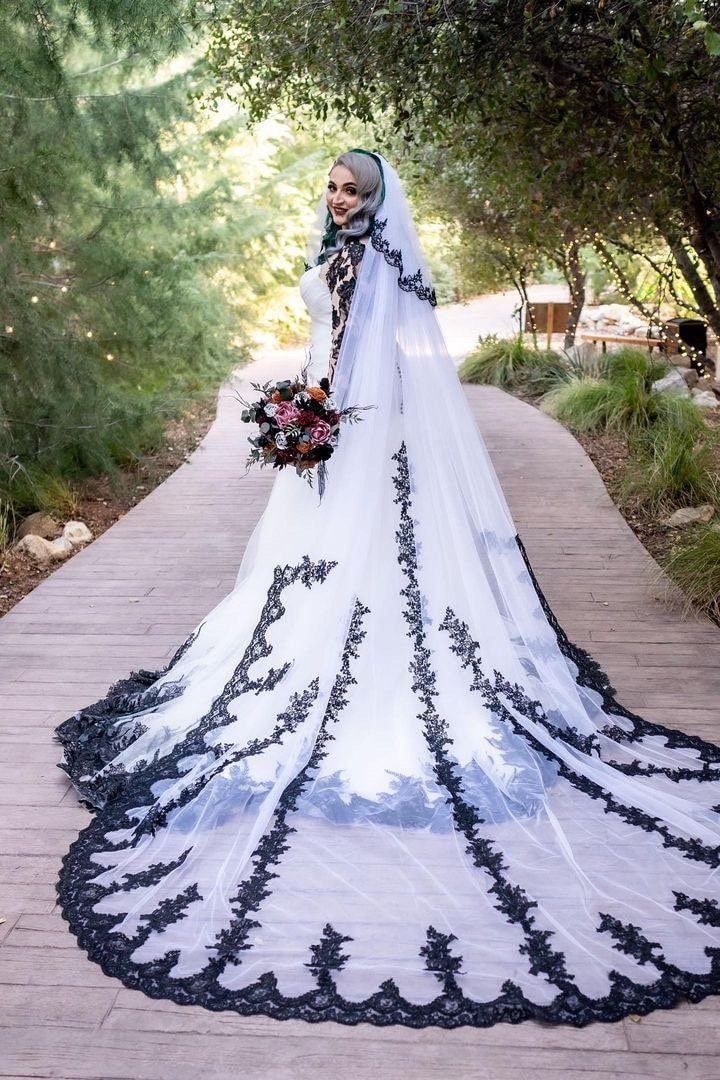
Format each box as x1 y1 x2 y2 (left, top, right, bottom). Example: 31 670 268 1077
321 151 384 261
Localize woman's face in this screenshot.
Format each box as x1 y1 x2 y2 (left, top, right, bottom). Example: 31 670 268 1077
326 164 359 228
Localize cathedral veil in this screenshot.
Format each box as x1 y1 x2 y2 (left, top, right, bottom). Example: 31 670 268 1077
55 152 720 1028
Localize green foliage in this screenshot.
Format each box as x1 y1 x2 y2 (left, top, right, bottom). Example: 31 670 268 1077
9 468 78 517
541 349 674 434
459 336 564 391
604 348 668 386
205 1 720 334
662 525 720 622
541 377 618 433
621 423 718 513
540 344 715 511
1 4 371 523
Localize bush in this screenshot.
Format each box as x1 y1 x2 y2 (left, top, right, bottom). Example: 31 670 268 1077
604 347 668 386
541 349 681 436
459 336 565 390
662 525 720 622
621 424 718 512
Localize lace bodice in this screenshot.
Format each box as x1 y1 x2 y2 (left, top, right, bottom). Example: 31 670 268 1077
299 238 367 385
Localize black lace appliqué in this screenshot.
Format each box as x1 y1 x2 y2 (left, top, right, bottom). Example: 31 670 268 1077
515 534 720 770
324 239 366 383
55 556 334 812
370 219 437 307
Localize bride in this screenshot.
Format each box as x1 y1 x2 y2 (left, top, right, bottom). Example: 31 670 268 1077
56 149 720 1029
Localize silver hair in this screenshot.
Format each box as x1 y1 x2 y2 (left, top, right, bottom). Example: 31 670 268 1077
321 151 384 260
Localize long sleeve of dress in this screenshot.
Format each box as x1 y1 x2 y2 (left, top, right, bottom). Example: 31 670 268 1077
324 239 367 384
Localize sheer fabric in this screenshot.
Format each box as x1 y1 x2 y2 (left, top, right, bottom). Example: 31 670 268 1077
55 155 720 1029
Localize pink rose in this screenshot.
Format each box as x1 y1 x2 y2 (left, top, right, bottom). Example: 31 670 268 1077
274 402 300 427
310 420 333 444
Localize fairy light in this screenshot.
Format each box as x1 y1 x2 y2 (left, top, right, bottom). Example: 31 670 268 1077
5 325 13 333
86 330 93 338
106 353 114 360
30 295 38 303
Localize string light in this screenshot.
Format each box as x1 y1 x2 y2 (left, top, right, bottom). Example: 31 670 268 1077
5 325 13 333
30 295 38 304
86 330 93 338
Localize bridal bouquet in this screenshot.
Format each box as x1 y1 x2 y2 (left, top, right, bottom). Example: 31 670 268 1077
238 372 365 490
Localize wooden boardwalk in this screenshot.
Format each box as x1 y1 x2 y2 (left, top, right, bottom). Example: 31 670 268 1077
2 356 720 1079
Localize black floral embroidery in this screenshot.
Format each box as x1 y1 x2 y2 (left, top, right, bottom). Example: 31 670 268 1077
515 533 720 769
118 848 192 893
56 556 335 811
370 218 437 306
324 239 366 382
598 914 669 970
674 892 720 926
135 680 321 839
204 598 369 977
306 924 353 985
134 884 202 947
53 621 206 804
441 608 720 868
391 443 577 995
420 926 463 994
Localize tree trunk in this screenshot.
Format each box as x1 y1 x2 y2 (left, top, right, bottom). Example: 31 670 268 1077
562 228 586 349
665 233 720 339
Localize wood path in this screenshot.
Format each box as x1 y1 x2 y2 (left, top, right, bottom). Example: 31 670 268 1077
2 351 720 1079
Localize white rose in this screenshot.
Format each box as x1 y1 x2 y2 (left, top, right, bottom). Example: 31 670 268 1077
264 402 277 417
275 431 288 449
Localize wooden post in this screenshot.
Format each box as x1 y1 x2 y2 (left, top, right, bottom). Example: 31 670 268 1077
546 302 554 351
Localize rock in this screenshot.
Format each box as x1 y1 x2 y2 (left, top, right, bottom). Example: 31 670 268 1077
662 505 716 528
563 342 599 370
652 368 691 397
47 536 74 559
691 389 719 409
681 368 700 388
16 511 60 540
14 532 75 562
668 351 692 368
14 534 58 563
63 520 93 546
618 316 646 334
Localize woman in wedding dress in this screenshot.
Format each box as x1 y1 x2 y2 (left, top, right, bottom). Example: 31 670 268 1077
56 149 720 1029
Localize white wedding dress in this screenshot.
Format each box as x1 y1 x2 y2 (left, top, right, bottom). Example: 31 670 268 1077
298 262 333 384
55 159 720 1029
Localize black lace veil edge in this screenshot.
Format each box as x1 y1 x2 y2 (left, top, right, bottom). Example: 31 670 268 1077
513 533 720 763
